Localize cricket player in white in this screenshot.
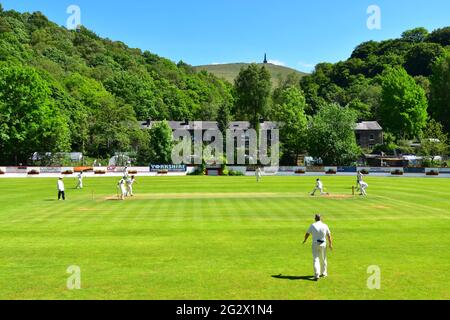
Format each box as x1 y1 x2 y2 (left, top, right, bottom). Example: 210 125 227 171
117 177 127 200
359 180 369 196
303 214 333 281
76 172 83 189
356 171 364 192
57 177 65 201
126 175 136 197
256 167 262 182
310 179 328 196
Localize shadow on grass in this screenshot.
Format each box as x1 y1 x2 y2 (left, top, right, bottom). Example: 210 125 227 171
271 274 317 282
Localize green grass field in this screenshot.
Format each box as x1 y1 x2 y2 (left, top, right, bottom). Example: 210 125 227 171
0 176 449 300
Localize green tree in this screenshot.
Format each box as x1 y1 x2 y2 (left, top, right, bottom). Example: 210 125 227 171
104 71 159 120
234 64 271 129
307 103 361 166
0 63 70 164
372 132 398 155
419 119 449 158
0 8 234 163
148 121 173 164
414 76 431 97
64 73 143 158
429 50 450 134
347 99 372 122
272 87 308 164
351 41 379 59
217 104 232 135
401 27 429 43
404 43 444 76
379 67 428 139
427 27 450 46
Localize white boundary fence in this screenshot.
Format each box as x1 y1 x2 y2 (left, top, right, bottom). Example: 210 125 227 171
0 166 449 178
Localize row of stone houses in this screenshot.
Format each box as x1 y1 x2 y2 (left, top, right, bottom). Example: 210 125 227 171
140 120 384 150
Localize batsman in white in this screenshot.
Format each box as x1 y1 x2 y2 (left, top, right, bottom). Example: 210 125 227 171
76 171 83 189
356 170 364 192
310 179 329 196
303 214 333 281
117 177 127 200
359 180 369 196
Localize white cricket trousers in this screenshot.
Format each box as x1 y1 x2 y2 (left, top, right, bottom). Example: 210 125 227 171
360 182 368 195
311 187 324 195
312 244 327 278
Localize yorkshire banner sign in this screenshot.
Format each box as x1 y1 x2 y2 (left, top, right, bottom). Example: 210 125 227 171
150 164 187 172
40 167 62 174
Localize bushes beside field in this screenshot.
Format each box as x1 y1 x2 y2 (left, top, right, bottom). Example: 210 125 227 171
391 169 404 175
426 169 440 176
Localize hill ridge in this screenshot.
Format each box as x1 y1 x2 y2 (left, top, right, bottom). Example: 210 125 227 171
194 62 308 87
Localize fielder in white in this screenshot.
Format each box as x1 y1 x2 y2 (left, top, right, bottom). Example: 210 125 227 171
126 175 136 197
57 177 66 201
117 177 127 200
76 171 83 189
303 214 333 281
310 179 329 196
256 167 262 182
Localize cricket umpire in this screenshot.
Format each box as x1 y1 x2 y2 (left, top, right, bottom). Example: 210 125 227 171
303 214 333 281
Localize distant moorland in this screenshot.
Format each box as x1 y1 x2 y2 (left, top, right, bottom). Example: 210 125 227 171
195 63 307 87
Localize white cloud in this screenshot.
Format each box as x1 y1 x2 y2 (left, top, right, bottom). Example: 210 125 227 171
297 61 316 72
267 59 286 66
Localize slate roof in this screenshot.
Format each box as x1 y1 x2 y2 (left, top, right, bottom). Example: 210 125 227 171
140 120 278 131
355 121 382 131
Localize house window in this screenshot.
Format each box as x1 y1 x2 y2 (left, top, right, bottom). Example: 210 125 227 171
369 134 375 141
369 144 374 150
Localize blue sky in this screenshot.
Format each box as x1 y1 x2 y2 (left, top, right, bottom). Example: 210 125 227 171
2 0 450 72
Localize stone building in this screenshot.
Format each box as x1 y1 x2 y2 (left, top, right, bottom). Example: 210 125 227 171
355 121 383 150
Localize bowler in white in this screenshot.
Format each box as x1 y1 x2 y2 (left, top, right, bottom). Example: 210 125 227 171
310 179 328 196
303 214 333 281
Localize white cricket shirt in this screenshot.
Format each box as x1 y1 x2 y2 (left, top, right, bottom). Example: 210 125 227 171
57 180 65 192
307 221 331 246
